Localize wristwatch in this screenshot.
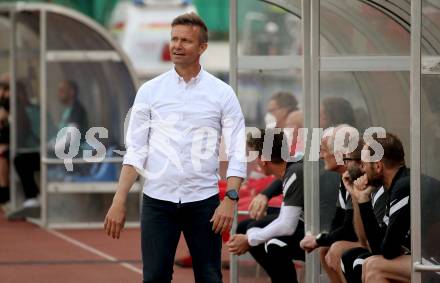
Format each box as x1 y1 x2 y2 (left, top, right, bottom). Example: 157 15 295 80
225 189 239 201
315 232 327 246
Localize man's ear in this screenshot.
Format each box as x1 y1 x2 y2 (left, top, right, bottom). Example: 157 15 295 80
376 161 384 174
199 42 208 55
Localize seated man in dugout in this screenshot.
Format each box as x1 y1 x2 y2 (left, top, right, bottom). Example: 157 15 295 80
341 132 411 283
299 125 361 283
337 138 388 283
228 128 305 283
239 110 304 231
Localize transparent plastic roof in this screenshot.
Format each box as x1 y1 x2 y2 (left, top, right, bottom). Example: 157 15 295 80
0 3 138 148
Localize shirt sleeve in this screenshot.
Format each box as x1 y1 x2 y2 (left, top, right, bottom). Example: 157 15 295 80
372 188 388 226
381 180 410 259
221 87 247 179
247 205 302 246
123 84 151 171
359 201 386 254
316 208 357 247
246 168 303 246
283 171 303 207
261 179 283 199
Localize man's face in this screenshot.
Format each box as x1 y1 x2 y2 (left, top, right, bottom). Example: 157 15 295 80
170 25 206 67
266 100 288 128
320 137 338 171
343 153 362 181
57 82 72 105
361 145 383 186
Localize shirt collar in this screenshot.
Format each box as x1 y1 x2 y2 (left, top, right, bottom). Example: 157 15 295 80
388 165 408 192
171 66 204 85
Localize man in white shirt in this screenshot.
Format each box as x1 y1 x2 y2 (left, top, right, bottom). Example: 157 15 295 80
104 13 246 283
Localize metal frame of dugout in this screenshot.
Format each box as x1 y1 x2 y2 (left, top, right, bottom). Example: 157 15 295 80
0 2 141 229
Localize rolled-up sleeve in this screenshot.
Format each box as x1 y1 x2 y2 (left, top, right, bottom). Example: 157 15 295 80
123 85 151 171
221 87 247 179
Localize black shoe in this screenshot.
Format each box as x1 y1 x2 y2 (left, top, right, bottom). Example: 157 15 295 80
7 205 40 220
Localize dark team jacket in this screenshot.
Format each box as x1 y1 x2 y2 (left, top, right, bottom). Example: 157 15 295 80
261 161 304 213
316 179 358 246
359 166 410 259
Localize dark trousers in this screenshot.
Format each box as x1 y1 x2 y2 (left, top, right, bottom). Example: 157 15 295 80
141 194 222 283
237 212 305 283
14 152 40 199
341 247 371 283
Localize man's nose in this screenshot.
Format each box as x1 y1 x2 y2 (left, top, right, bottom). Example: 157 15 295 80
360 163 366 173
173 40 182 49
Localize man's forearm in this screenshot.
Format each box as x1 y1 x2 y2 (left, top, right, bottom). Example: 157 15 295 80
352 199 368 247
227 176 243 191
113 165 139 203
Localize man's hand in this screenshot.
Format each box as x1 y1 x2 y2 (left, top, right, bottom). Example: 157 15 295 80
211 198 235 234
248 194 269 220
342 171 356 199
300 232 318 253
353 174 375 203
104 197 126 239
227 234 250 255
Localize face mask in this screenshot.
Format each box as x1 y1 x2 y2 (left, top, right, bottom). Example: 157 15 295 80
265 113 277 128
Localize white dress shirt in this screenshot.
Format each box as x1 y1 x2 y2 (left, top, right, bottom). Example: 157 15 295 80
123 67 247 203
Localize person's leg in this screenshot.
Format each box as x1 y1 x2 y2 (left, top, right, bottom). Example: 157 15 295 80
14 152 40 200
0 155 9 187
319 247 344 283
340 247 371 283
319 247 337 283
141 194 181 283
325 241 364 282
252 224 305 283
181 195 222 283
363 255 411 283
0 154 9 203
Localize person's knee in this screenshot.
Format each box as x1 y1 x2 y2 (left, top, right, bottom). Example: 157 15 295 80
325 243 339 266
364 267 383 282
328 241 351 256
363 256 384 282
193 261 222 283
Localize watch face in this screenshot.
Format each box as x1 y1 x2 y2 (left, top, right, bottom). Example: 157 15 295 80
227 190 239 200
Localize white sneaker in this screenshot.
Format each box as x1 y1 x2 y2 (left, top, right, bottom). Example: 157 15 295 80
22 198 40 208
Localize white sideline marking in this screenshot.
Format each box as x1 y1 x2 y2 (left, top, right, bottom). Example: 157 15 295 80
46 229 142 274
